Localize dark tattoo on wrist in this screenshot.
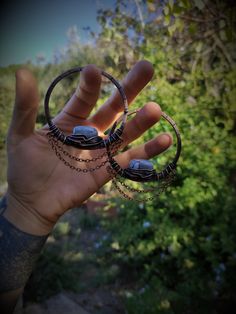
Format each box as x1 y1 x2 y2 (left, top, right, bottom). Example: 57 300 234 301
0 195 7 215
0 215 48 292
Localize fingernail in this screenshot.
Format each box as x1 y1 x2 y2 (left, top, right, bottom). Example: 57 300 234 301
162 133 172 145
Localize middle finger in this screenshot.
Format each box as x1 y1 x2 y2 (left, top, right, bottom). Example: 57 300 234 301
54 64 101 124
89 60 154 132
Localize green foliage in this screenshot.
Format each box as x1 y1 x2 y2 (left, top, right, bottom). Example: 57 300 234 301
53 222 71 238
78 211 99 229
0 0 235 312
0 67 17 188
25 249 83 301
95 0 236 312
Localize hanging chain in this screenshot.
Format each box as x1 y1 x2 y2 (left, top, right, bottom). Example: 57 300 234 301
48 133 107 162
107 165 176 201
47 132 122 173
48 131 176 199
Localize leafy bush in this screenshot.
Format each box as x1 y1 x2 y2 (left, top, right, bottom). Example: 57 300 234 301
95 1 236 312
0 0 235 312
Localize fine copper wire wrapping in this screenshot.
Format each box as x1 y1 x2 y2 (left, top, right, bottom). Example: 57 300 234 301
44 66 128 150
105 110 182 200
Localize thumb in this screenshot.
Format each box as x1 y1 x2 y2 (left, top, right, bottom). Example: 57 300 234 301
8 68 39 141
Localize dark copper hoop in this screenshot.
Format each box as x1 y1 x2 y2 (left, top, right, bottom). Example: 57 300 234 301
44 66 128 150
106 110 182 182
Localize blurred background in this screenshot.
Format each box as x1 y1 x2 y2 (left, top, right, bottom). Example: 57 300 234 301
0 0 235 313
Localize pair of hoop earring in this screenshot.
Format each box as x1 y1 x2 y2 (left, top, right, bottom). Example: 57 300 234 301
44 66 182 200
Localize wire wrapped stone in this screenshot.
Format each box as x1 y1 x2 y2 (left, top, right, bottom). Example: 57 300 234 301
44 66 128 150
73 126 98 137
106 110 182 183
129 159 154 170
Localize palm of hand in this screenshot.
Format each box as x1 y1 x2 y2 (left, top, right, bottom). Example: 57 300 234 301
7 126 105 222
6 62 171 234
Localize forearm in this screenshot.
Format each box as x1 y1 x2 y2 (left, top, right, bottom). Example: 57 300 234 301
0 196 49 314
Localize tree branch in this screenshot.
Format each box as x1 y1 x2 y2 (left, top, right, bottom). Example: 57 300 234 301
213 34 234 67
134 0 145 30
180 15 221 23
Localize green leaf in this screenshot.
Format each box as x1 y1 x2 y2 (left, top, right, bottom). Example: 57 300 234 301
195 41 203 52
220 19 226 28
147 1 156 12
189 22 197 34
169 0 174 10
194 0 205 10
180 0 191 9
173 4 183 15
168 23 177 36
163 15 171 26
164 6 169 16
220 30 227 41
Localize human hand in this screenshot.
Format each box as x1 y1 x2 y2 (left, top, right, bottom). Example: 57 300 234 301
4 61 172 235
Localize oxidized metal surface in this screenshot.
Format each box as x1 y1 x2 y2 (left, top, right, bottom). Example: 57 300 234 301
106 111 181 183
44 66 128 150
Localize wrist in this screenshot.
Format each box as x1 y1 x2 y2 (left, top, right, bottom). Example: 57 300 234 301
3 193 54 236
0 215 48 293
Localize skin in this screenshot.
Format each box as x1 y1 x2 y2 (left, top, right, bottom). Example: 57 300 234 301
4 60 172 236
1 60 172 313
3 60 172 238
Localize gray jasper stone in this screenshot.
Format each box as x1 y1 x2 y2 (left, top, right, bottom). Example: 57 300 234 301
73 126 98 138
129 159 154 170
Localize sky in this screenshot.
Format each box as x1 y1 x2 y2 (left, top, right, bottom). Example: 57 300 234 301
0 0 115 67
